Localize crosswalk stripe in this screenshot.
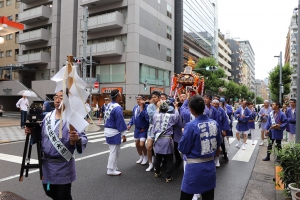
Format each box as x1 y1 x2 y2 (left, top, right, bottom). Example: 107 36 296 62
0 153 38 164
85 131 104 136
232 140 257 162
89 132 134 143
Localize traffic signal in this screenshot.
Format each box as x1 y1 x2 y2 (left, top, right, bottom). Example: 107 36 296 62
205 66 218 71
73 57 82 63
144 83 147 91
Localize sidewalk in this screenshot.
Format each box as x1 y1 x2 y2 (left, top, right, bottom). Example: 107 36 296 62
243 143 286 200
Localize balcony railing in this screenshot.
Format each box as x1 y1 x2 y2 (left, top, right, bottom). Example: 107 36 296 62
18 52 50 65
292 37 297 43
18 29 50 45
19 0 37 3
292 49 297 54
18 5 51 24
79 40 124 57
80 11 123 32
80 0 123 7
292 23 298 30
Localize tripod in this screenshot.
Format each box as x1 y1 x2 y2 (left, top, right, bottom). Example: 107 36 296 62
19 122 43 181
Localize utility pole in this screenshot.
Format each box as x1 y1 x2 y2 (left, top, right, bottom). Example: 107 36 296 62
279 51 283 105
89 46 92 108
296 0 300 143
82 6 89 81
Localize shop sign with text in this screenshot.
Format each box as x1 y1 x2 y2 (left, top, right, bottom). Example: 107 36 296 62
101 87 123 94
150 87 164 93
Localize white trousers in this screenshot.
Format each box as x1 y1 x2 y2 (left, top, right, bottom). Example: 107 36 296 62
288 132 295 143
107 144 121 170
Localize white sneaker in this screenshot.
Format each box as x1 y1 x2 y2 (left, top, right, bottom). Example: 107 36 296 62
235 143 241 148
107 169 121 176
136 156 143 164
242 144 246 150
259 141 264 146
141 156 148 165
215 159 220 168
252 141 255 145
146 163 154 171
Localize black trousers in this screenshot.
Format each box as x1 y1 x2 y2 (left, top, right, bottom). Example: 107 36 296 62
154 153 173 178
180 189 214 200
267 137 282 157
220 137 228 161
43 183 72 200
173 141 182 164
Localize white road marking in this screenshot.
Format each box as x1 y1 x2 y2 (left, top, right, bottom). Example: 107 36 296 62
232 140 257 162
0 153 38 164
0 141 136 183
228 138 236 145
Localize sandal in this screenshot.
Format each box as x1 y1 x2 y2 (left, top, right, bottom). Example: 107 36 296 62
154 172 161 178
166 177 173 183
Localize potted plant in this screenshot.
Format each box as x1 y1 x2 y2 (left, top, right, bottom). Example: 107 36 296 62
276 142 300 200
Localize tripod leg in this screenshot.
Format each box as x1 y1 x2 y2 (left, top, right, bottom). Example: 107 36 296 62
19 134 30 181
37 140 43 180
25 138 33 177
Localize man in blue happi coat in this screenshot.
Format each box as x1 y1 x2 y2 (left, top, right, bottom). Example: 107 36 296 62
234 100 252 150
104 89 127 175
127 95 149 165
263 101 287 161
212 99 230 167
179 95 221 200
285 99 297 143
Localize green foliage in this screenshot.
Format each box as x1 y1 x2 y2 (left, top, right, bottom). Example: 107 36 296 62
269 64 292 102
256 96 264 104
276 142 300 197
221 81 240 99
195 57 227 95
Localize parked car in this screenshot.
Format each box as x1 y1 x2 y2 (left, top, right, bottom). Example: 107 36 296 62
27 101 55 122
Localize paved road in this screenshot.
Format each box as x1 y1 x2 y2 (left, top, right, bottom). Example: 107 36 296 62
0 122 261 200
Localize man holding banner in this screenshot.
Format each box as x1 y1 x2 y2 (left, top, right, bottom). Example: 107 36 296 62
25 91 88 200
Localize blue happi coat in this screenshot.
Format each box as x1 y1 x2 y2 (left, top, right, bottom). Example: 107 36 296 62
225 104 233 126
204 105 218 121
235 106 252 132
247 108 256 129
215 107 230 131
178 115 221 194
286 107 296 134
104 101 127 144
128 104 149 134
265 110 288 140
41 110 88 184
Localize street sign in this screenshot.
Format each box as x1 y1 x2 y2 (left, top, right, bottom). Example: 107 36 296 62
94 82 99 89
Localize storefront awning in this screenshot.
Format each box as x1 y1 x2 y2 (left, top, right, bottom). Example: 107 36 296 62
0 16 24 35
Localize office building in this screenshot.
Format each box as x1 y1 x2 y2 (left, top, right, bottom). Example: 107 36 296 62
0 0 21 81
175 0 218 73
238 40 255 92
289 11 298 98
217 30 231 80
226 38 243 85
0 0 175 110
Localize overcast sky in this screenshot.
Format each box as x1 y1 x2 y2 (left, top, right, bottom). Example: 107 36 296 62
218 0 297 80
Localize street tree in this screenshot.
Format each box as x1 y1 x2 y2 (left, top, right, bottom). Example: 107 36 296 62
256 96 264 104
221 81 240 100
268 64 292 102
194 56 227 95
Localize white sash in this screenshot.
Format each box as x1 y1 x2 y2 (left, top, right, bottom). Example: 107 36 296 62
104 103 120 124
270 111 276 125
154 113 171 142
45 112 73 162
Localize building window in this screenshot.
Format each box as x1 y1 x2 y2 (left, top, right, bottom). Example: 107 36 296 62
158 0 160 4
15 14 18 21
166 48 171 62
0 52 4 58
158 44 161 51
6 50 12 57
97 64 125 83
7 15 13 21
0 1 4 8
139 63 170 86
6 0 12 6
167 4 172 19
167 26 172 40
6 34 12 40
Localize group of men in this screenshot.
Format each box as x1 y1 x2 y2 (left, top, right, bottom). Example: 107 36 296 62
23 86 297 200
